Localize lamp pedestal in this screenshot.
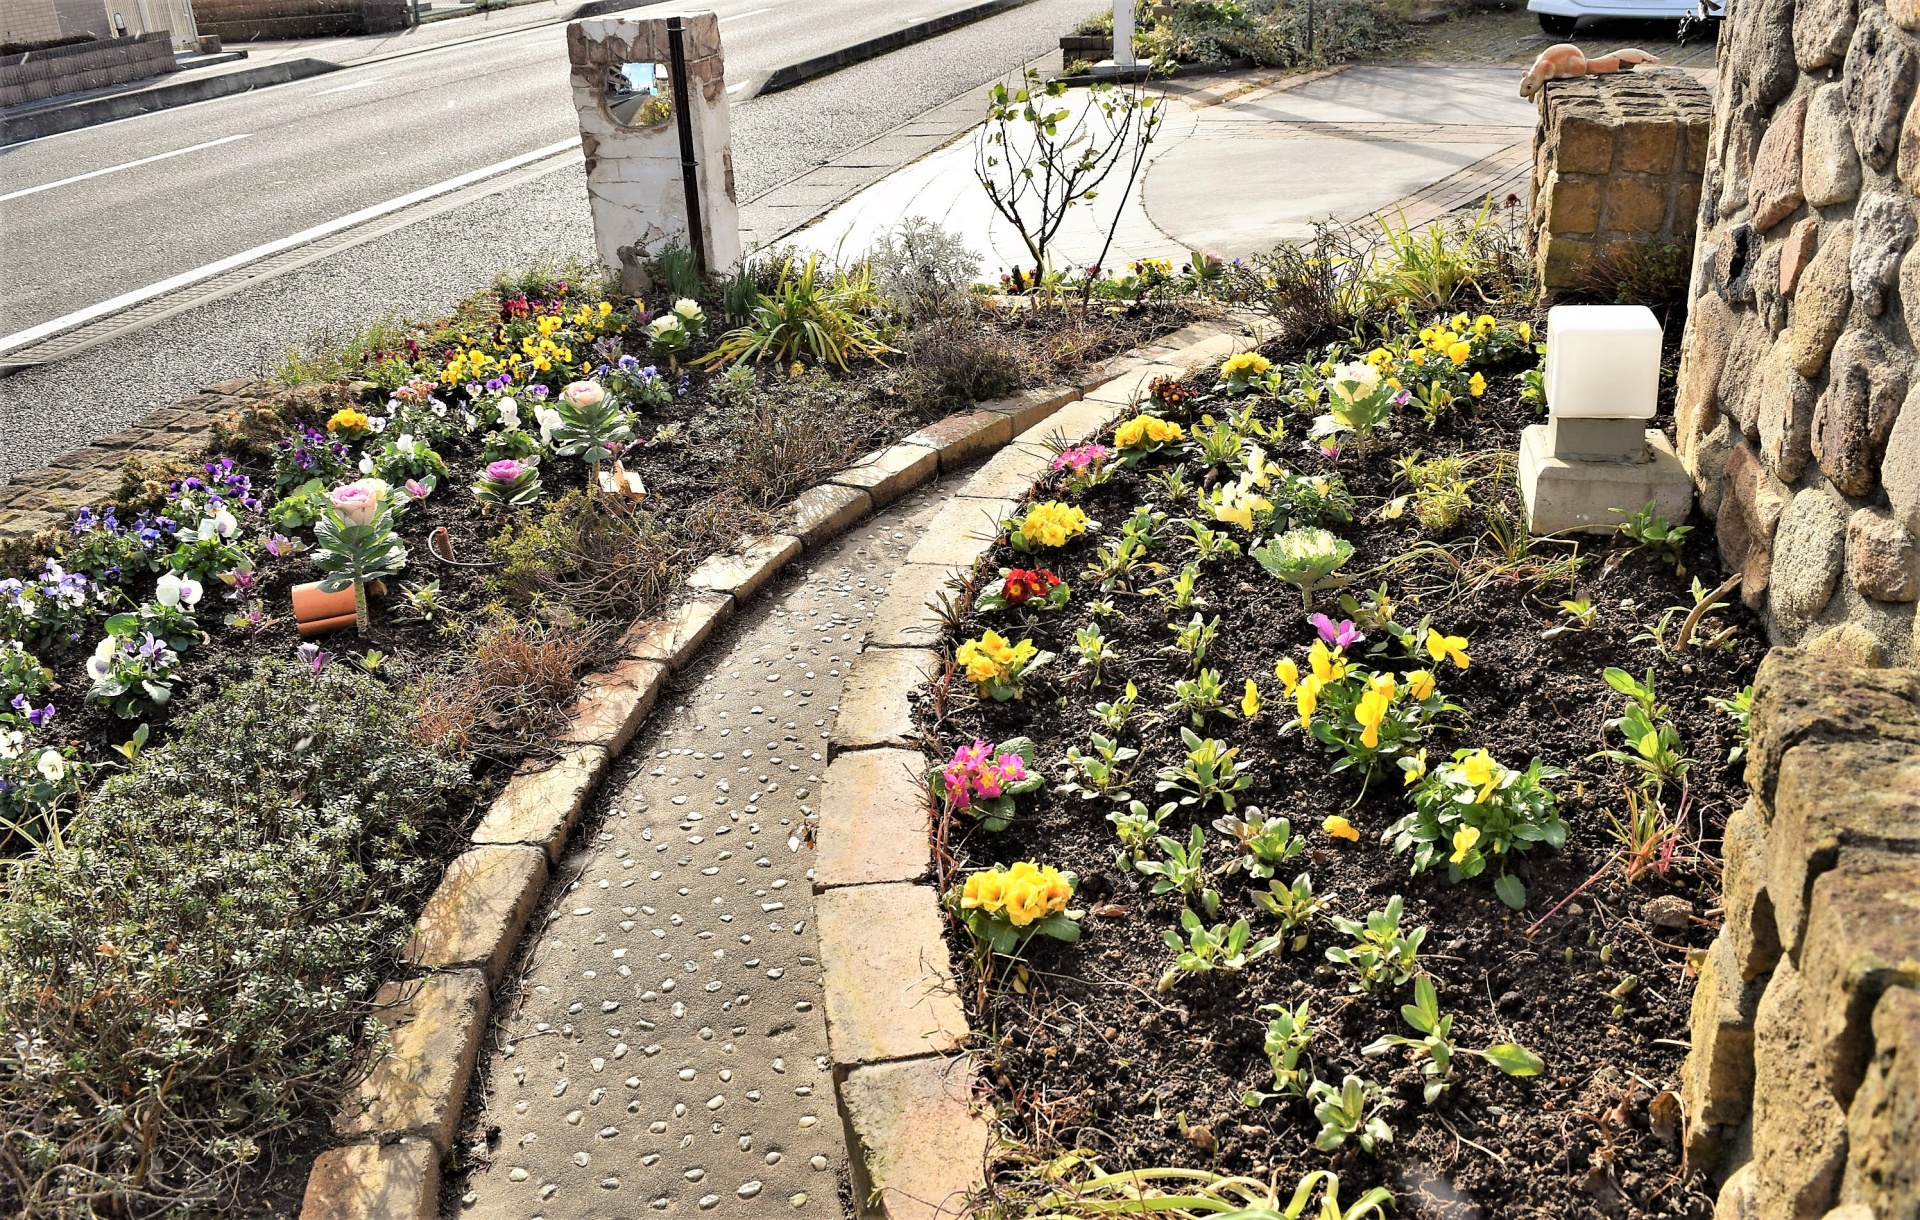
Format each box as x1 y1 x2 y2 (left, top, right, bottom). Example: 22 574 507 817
1518 423 1692 534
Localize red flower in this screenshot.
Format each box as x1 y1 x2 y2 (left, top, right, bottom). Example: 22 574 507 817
1003 568 1061 605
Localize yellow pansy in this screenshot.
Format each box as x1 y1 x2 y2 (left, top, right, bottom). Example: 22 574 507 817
1241 679 1261 718
1403 748 1428 786
1406 669 1436 700
1366 347 1393 366
1275 656 1300 694
1426 630 1471 670
1446 341 1472 366
1296 675 1321 721
1355 688 1390 749
1450 825 1482 864
1458 749 1502 802
1469 372 1487 397
1323 815 1360 842
1473 314 1497 335
1308 640 1347 684
1517 322 1532 344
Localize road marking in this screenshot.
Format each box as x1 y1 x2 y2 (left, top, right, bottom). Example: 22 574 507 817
0 133 253 203
0 137 580 356
719 7 771 20
314 77 387 96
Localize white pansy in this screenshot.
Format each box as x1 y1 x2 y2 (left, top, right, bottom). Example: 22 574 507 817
0 730 22 761
535 405 563 444
36 749 65 783
210 508 239 539
497 398 521 429
86 636 118 681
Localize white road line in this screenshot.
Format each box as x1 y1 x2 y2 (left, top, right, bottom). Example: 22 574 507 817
0 133 254 203
719 7 771 20
314 77 387 96
0 136 581 355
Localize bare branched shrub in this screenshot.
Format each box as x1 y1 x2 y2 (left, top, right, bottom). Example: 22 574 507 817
1228 220 1372 341
899 318 1036 406
713 369 887 507
411 611 597 758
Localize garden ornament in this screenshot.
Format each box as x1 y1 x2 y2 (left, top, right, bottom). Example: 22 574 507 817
1519 44 1660 98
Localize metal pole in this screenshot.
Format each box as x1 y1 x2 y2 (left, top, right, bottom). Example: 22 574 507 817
1113 0 1134 67
666 16 707 277
1306 0 1315 54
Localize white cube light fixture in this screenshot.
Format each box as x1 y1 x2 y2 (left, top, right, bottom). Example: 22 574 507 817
1519 303 1692 534
1543 304 1663 419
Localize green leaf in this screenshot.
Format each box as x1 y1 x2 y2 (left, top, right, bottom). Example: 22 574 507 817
1480 1043 1545 1076
1493 873 1527 910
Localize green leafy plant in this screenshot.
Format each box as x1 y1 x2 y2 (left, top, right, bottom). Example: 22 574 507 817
1595 666 1692 795
1156 727 1253 811
1061 731 1138 801
1709 683 1754 765
1362 975 1544 1103
1543 596 1597 639
1389 748 1567 909
1614 499 1692 573
1164 613 1221 672
1108 798 1175 869
1135 823 1219 915
1254 872 1330 949
1172 667 1232 727
1073 623 1117 689
701 255 891 369
1244 1000 1315 1103
1309 1074 1393 1154
1213 808 1304 879
1325 895 1426 993
1158 909 1280 991
1253 527 1354 608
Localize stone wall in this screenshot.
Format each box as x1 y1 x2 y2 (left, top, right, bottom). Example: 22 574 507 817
1673 0 1920 667
0 30 173 107
1530 68 1713 294
1681 649 1919 1219
191 0 407 42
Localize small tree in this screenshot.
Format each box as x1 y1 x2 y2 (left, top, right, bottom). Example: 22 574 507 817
973 69 1165 293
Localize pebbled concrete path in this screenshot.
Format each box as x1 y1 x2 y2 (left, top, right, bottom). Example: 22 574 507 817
452 482 946 1219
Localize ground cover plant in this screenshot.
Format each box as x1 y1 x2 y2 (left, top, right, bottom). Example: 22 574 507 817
0 229 1208 1215
922 227 1760 1217
1070 0 1410 75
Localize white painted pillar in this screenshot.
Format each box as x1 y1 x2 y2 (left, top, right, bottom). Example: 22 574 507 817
1113 0 1134 66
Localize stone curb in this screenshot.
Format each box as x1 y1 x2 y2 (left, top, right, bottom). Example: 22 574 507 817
810 320 1245 1219
304 317 1245 1217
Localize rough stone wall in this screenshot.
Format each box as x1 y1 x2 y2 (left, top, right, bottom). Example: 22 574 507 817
1673 0 1920 667
1530 69 1713 294
1681 648 1920 1219
0 30 173 106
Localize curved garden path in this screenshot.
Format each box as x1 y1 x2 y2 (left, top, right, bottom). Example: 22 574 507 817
453 482 949 1219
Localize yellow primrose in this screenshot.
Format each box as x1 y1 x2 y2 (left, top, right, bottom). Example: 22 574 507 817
1275 656 1300 694
1114 415 1185 449
956 629 1035 688
962 870 1006 910
1469 372 1487 397
326 407 370 435
1406 669 1436 700
1018 501 1091 549
1242 679 1261 719
1323 815 1360 842
1446 341 1472 366
1221 352 1272 379
1451 824 1482 864
1426 630 1471 669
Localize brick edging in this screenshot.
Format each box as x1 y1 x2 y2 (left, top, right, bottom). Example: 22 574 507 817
810 323 1253 1219
298 317 1252 1218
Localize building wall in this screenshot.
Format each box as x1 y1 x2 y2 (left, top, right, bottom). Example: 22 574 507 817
3 0 68 44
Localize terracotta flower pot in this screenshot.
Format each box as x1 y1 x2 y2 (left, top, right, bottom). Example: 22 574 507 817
292 581 357 637
297 612 359 638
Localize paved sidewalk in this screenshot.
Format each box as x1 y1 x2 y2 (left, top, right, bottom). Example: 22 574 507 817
785 63 1541 274
453 485 947 1218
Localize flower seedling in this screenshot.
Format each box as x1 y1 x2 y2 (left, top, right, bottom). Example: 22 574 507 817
935 737 1044 831
1158 909 1280 991
1073 624 1116 688
1594 666 1692 795
1213 808 1304 879
1092 680 1139 732
1164 613 1220 671
1309 1075 1393 1154
1613 499 1692 573
1060 732 1137 802
1325 895 1426 993
1171 667 1232 727
1243 1000 1314 1104
1363 975 1543 1104
1184 520 1242 563
1253 527 1355 609
950 861 1081 960
1542 597 1598 639
1390 748 1566 909
1156 727 1253 811
1255 872 1330 949
1107 798 1175 868
1135 823 1219 916
1708 683 1754 765
1154 563 1206 612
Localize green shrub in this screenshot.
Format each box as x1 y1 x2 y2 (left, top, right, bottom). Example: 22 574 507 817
701 256 892 370
0 660 468 1213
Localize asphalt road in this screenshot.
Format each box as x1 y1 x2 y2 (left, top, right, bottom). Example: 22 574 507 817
0 0 1088 480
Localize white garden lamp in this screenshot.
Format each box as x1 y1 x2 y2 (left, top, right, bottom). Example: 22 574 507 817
1518 304 1693 534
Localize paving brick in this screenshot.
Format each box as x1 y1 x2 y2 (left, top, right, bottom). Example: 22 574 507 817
867 562 965 649
1084 362 1189 406
684 533 803 603
903 495 1016 569
558 659 666 754
841 1054 989 1220
816 882 968 1064
816 748 932 889
470 746 610 864
976 385 1080 434
1020 396 1127 448
301 1136 438 1220
827 442 939 507
619 593 734 671
830 649 939 753
406 845 550 985
335 970 490 1153
902 410 1014 472
962 440 1055 501
787 482 873 550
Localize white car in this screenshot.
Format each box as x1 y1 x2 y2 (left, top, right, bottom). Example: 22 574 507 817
1526 0 1723 37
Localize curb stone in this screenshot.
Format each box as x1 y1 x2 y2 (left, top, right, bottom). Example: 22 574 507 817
815 748 934 889
305 320 1249 1216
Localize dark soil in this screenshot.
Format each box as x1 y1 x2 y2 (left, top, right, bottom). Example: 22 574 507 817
920 316 1759 1219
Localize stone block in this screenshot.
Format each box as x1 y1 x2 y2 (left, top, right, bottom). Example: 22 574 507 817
1517 424 1693 535
1771 486 1853 631
1850 191 1916 317
816 748 933 889
903 495 1017 569
976 385 1080 434
685 533 803 603
1684 936 1768 1150
1719 440 1792 608
962 440 1055 502
1888 382 1920 537
1799 852 1920 1100
471 746 611 864
1558 114 1616 174
1748 92 1808 232
1022 396 1126 447
1546 173 1602 235
1796 0 1858 70
1848 508 1920 602
902 410 1014 473
787 482 873 551
301 1137 439 1220
1716 1163 1761 1220
827 442 939 508
1803 84 1862 207
1813 330 1909 498
1542 235 1597 288
1806 623 1890 668
1768 739 1920 955
1782 217 1820 295
1785 220 1854 377
840 1055 989 1220
619 593 733 671
1747 647 1920 807
335 971 490 1153
1756 336 1818 484
1618 118 1680 174
406 845 549 986
1147 328 1248 375
1084 363 1186 406
1842 985 1920 1217
1606 176 1671 233
868 563 965 650
815 882 968 1064
830 648 939 754
1724 796 1784 981
1751 958 1849 1219
1844 7 1917 172
559 658 666 754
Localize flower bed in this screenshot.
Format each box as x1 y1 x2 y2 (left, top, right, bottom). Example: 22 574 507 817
924 306 1760 1215
0 244 1208 1214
